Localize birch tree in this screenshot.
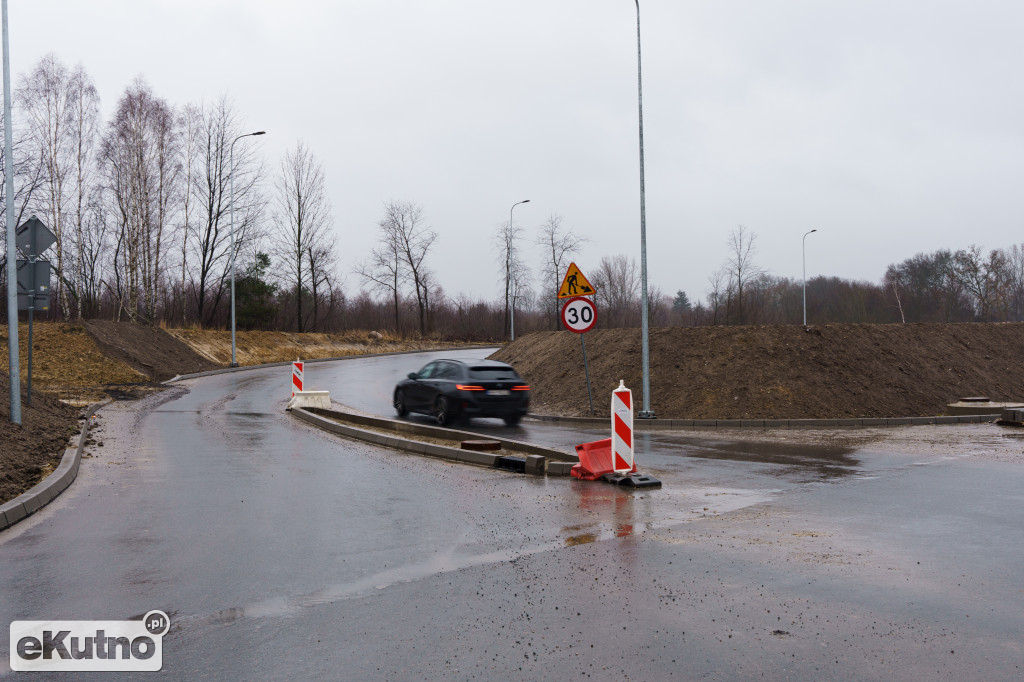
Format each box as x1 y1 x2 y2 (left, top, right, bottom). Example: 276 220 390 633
18 54 76 317
100 77 181 322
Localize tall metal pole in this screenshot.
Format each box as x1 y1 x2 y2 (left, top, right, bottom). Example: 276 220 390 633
3 0 20 424
802 229 817 326
509 199 529 342
229 130 264 367
635 0 654 419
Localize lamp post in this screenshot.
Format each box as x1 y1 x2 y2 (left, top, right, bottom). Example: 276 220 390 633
634 0 655 419
229 130 265 367
802 229 817 326
509 199 530 341
2 0 19 424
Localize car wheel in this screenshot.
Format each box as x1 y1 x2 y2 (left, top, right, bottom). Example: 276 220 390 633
503 414 522 426
436 397 454 427
394 390 407 417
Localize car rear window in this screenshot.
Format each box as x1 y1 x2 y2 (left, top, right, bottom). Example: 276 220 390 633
468 367 521 380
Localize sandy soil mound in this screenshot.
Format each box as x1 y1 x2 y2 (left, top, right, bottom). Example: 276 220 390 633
491 323 1024 419
0 323 145 403
84 320 217 382
166 328 471 366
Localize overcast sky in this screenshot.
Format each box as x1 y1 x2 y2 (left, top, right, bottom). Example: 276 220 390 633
9 1 1024 305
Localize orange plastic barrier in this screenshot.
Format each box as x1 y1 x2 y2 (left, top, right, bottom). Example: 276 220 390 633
571 438 637 480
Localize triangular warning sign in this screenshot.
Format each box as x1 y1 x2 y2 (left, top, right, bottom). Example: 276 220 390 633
558 262 597 298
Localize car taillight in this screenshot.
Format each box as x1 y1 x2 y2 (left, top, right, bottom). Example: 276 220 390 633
456 384 485 391
512 385 530 391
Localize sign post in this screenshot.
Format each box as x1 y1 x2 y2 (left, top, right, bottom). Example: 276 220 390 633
559 263 599 415
15 216 54 406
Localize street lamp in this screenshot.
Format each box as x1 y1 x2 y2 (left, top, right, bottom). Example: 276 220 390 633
2 0 20 424
509 199 530 341
230 130 265 367
802 229 817 326
634 0 655 419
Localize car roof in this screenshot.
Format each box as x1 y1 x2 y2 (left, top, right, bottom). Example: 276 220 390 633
434 359 512 369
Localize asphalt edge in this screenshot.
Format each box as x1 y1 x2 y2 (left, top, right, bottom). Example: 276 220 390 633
290 407 577 476
525 413 999 429
163 344 501 383
0 400 109 532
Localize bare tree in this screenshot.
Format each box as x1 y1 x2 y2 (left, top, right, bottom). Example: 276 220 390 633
358 234 403 333
185 97 265 326
0 112 46 313
177 103 202 324
271 140 334 332
724 224 763 324
307 239 340 331
592 254 639 327
100 78 181 322
62 65 101 318
18 54 78 317
536 213 585 328
380 201 436 336
494 220 528 337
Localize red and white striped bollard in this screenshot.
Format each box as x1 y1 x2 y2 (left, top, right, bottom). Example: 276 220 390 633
291 360 304 398
611 380 633 474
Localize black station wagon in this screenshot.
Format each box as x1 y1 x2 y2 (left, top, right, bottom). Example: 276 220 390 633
393 359 530 426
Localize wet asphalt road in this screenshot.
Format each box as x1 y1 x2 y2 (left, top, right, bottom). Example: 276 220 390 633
1 349 1023 680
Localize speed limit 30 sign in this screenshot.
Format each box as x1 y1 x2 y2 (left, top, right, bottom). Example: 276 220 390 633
561 296 597 333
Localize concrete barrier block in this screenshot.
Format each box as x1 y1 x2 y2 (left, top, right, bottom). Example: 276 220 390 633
934 416 958 424
460 450 500 466
525 455 545 475
740 420 765 428
886 418 913 425
860 418 886 426
693 420 716 427
910 417 935 425
2 502 26 526
546 461 574 476
287 391 332 411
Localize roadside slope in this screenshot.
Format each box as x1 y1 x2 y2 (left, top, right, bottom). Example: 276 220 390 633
491 323 1024 419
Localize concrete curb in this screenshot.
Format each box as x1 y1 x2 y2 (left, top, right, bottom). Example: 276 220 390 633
164 345 501 383
525 413 998 429
290 407 578 476
0 401 108 532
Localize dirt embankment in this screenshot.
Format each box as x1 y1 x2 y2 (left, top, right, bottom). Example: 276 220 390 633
164 328 466 367
492 323 1024 419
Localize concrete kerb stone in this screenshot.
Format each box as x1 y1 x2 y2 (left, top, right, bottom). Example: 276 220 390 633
290 406 572 475
0 400 108 533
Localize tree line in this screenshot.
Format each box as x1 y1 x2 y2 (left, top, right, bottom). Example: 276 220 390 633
2 55 1020 339
0 54 338 333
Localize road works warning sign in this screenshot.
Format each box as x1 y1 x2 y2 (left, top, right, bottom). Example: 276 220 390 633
557 262 596 298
